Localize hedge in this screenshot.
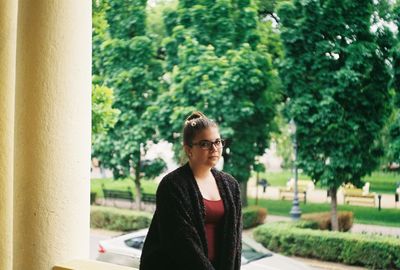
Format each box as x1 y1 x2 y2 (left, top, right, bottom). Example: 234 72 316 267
302 211 353 231
253 222 400 269
243 206 268 229
91 206 152 231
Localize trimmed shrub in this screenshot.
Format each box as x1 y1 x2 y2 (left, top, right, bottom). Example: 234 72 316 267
337 211 354 231
91 206 152 231
90 192 97 205
292 220 319 230
302 211 354 231
243 206 267 229
253 222 400 269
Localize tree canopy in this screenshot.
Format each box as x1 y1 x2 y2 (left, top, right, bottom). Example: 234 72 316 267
278 0 395 229
147 0 280 205
92 0 166 208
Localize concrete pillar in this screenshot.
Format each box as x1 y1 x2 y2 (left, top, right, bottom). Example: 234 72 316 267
0 1 18 270
13 1 91 269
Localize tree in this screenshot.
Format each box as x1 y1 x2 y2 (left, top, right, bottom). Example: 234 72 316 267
148 0 280 206
386 3 400 166
278 0 394 230
92 0 165 209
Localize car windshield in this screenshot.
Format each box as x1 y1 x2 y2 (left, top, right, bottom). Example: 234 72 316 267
241 242 272 263
125 236 145 250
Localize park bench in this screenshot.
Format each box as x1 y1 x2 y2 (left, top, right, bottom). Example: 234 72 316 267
278 179 314 203
342 183 375 207
141 192 156 210
102 184 134 207
142 192 156 204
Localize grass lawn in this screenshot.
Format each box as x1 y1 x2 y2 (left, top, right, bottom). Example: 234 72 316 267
91 178 158 198
258 170 400 194
248 198 400 227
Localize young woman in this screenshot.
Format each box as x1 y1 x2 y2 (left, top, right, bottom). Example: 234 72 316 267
140 112 242 270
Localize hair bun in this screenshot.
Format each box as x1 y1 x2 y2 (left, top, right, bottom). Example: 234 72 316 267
186 111 206 122
182 111 218 146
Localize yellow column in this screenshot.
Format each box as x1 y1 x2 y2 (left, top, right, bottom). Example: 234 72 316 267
13 1 91 269
0 1 18 270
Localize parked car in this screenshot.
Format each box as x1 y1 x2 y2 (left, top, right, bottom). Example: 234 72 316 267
97 229 312 270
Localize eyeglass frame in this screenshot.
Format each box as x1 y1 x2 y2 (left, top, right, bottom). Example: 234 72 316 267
190 139 225 150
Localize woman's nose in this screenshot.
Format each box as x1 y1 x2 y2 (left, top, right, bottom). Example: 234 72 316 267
210 143 218 151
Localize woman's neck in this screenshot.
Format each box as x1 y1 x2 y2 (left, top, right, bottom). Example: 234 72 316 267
188 162 212 180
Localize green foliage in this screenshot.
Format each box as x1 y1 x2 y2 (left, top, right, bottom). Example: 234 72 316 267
92 0 165 181
141 158 168 180
269 104 293 169
255 0 286 63
253 159 266 173
146 0 178 48
242 205 268 229
92 0 109 78
150 0 280 204
90 206 152 231
386 3 400 165
392 2 400 93
92 84 120 136
292 220 319 230
253 222 400 269
278 0 394 190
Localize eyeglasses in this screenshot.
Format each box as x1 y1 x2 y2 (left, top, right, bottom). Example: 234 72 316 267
191 139 225 150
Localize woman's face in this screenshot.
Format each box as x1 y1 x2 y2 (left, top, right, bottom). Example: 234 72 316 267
185 127 223 169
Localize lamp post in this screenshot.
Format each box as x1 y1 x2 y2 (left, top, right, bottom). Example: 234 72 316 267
289 119 301 220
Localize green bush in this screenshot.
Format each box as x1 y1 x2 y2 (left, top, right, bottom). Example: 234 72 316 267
292 220 319 230
91 206 152 231
90 192 97 205
253 222 400 269
302 211 354 231
243 206 267 229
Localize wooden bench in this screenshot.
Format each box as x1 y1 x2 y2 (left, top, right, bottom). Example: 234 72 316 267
102 184 134 207
140 192 156 210
342 183 375 207
278 179 314 203
142 192 156 204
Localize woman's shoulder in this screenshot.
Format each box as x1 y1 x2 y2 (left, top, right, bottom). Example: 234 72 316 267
158 164 190 189
212 168 239 188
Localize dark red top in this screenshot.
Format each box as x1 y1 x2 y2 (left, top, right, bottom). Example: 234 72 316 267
203 198 225 263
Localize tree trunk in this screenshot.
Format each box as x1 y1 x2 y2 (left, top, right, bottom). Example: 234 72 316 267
330 186 339 231
134 157 142 210
240 181 248 207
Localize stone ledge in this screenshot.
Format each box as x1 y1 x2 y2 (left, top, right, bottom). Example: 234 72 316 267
53 259 137 270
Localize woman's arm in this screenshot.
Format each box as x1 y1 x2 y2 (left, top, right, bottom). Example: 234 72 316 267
234 180 242 270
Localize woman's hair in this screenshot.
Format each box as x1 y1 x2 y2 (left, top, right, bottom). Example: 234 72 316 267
183 111 218 146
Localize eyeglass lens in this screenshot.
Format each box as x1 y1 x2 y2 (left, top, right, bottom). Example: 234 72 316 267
199 139 225 149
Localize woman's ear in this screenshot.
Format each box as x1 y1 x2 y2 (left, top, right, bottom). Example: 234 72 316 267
184 145 192 158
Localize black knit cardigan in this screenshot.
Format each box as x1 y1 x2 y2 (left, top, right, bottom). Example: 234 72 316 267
140 163 242 270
